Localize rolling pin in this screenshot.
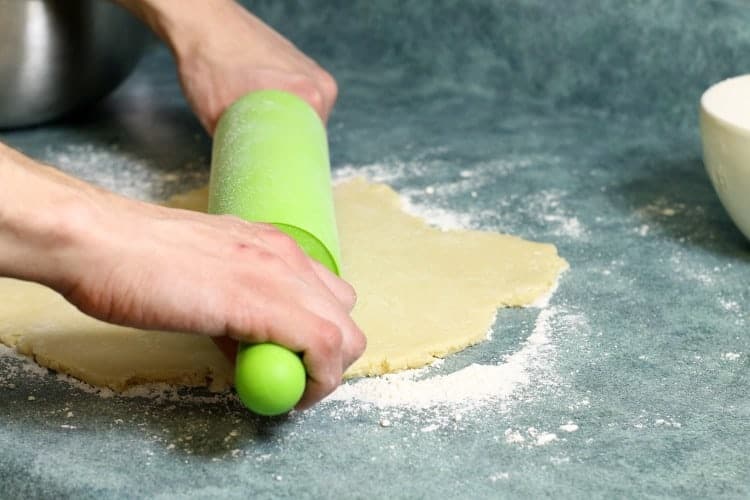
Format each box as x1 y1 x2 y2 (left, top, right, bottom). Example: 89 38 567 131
208 90 341 416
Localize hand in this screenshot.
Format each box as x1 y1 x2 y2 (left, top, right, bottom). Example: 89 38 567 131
117 0 338 134
177 4 338 134
0 146 366 409
69 198 364 409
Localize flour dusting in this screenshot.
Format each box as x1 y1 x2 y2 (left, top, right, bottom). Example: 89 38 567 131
503 427 560 447
559 422 579 433
334 165 475 230
325 306 582 414
43 143 208 202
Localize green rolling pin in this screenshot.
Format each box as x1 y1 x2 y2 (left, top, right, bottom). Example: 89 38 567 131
208 90 341 416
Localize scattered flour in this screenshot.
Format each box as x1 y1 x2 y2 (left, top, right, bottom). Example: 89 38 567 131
43 143 207 202
504 429 526 444
334 166 475 231
489 472 510 482
525 190 586 239
668 252 730 287
654 418 682 428
325 306 582 414
335 160 584 240
528 427 559 446
559 422 579 433
493 188 587 240
504 427 559 447
1 345 235 405
719 298 741 313
530 272 565 309
543 214 585 239
638 198 687 219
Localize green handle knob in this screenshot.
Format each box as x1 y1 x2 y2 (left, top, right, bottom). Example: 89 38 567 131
209 90 341 415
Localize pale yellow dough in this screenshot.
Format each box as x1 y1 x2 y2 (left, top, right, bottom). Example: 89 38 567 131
0 178 567 390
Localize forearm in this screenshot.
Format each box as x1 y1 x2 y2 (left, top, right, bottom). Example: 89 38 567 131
0 143 97 290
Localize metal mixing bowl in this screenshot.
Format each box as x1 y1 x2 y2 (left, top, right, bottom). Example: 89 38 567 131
0 0 152 128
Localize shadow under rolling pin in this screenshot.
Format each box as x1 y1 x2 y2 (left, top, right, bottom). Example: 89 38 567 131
208 90 341 416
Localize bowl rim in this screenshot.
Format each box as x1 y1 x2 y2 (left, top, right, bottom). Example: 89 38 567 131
700 74 750 138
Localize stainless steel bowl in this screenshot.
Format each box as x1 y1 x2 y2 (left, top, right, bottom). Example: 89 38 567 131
0 0 152 128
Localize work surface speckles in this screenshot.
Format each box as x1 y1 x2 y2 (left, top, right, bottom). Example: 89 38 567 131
2 0 750 497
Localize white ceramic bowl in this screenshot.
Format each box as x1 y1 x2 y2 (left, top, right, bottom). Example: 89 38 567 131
700 75 750 241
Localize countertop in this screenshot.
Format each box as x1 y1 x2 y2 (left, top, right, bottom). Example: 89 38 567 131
1 0 749 497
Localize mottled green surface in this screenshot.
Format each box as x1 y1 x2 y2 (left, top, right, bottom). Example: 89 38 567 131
1 1 749 498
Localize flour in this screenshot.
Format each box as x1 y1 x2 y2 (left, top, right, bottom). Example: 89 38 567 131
0 344 40 386
43 143 208 202
335 162 410 186
335 159 585 241
530 272 565 309
334 166 475 230
719 298 740 313
1 344 237 405
528 427 559 446
325 306 582 415
493 188 587 240
489 472 510 482
559 422 579 433
504 429 526 444
503 427 560 447
654 418 682 428
532 190 586 239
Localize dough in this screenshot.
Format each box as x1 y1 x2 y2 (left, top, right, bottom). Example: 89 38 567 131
0 178 567 390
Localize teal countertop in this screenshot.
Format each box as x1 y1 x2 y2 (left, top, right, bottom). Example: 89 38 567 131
1 1 749 498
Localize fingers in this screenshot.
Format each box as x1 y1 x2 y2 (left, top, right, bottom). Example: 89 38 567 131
313 67 338 123
223 224 364 409
310 260 357 312
226 297 359 407
184 216 364 410
296 316 366 411
245 69 337 123
251 224 356 311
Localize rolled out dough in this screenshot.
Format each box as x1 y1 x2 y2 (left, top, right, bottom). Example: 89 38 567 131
0 178 567 391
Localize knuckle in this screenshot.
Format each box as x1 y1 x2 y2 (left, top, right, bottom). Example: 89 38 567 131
234 246 289 278
317 70 338 102
315 318 343 353
352 329 367 358
293 77 325 114
342 281 357 304
265 229 300 254
318 368 343 393
307 87 325 114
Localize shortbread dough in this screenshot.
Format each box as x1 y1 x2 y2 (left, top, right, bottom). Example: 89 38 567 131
0 178 567 390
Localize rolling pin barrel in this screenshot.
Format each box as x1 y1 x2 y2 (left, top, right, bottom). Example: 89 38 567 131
208 90 341 416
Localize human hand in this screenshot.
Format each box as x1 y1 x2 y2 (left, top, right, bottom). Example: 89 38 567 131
68 198 364 408
0 146 365 408
117 0 338 134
